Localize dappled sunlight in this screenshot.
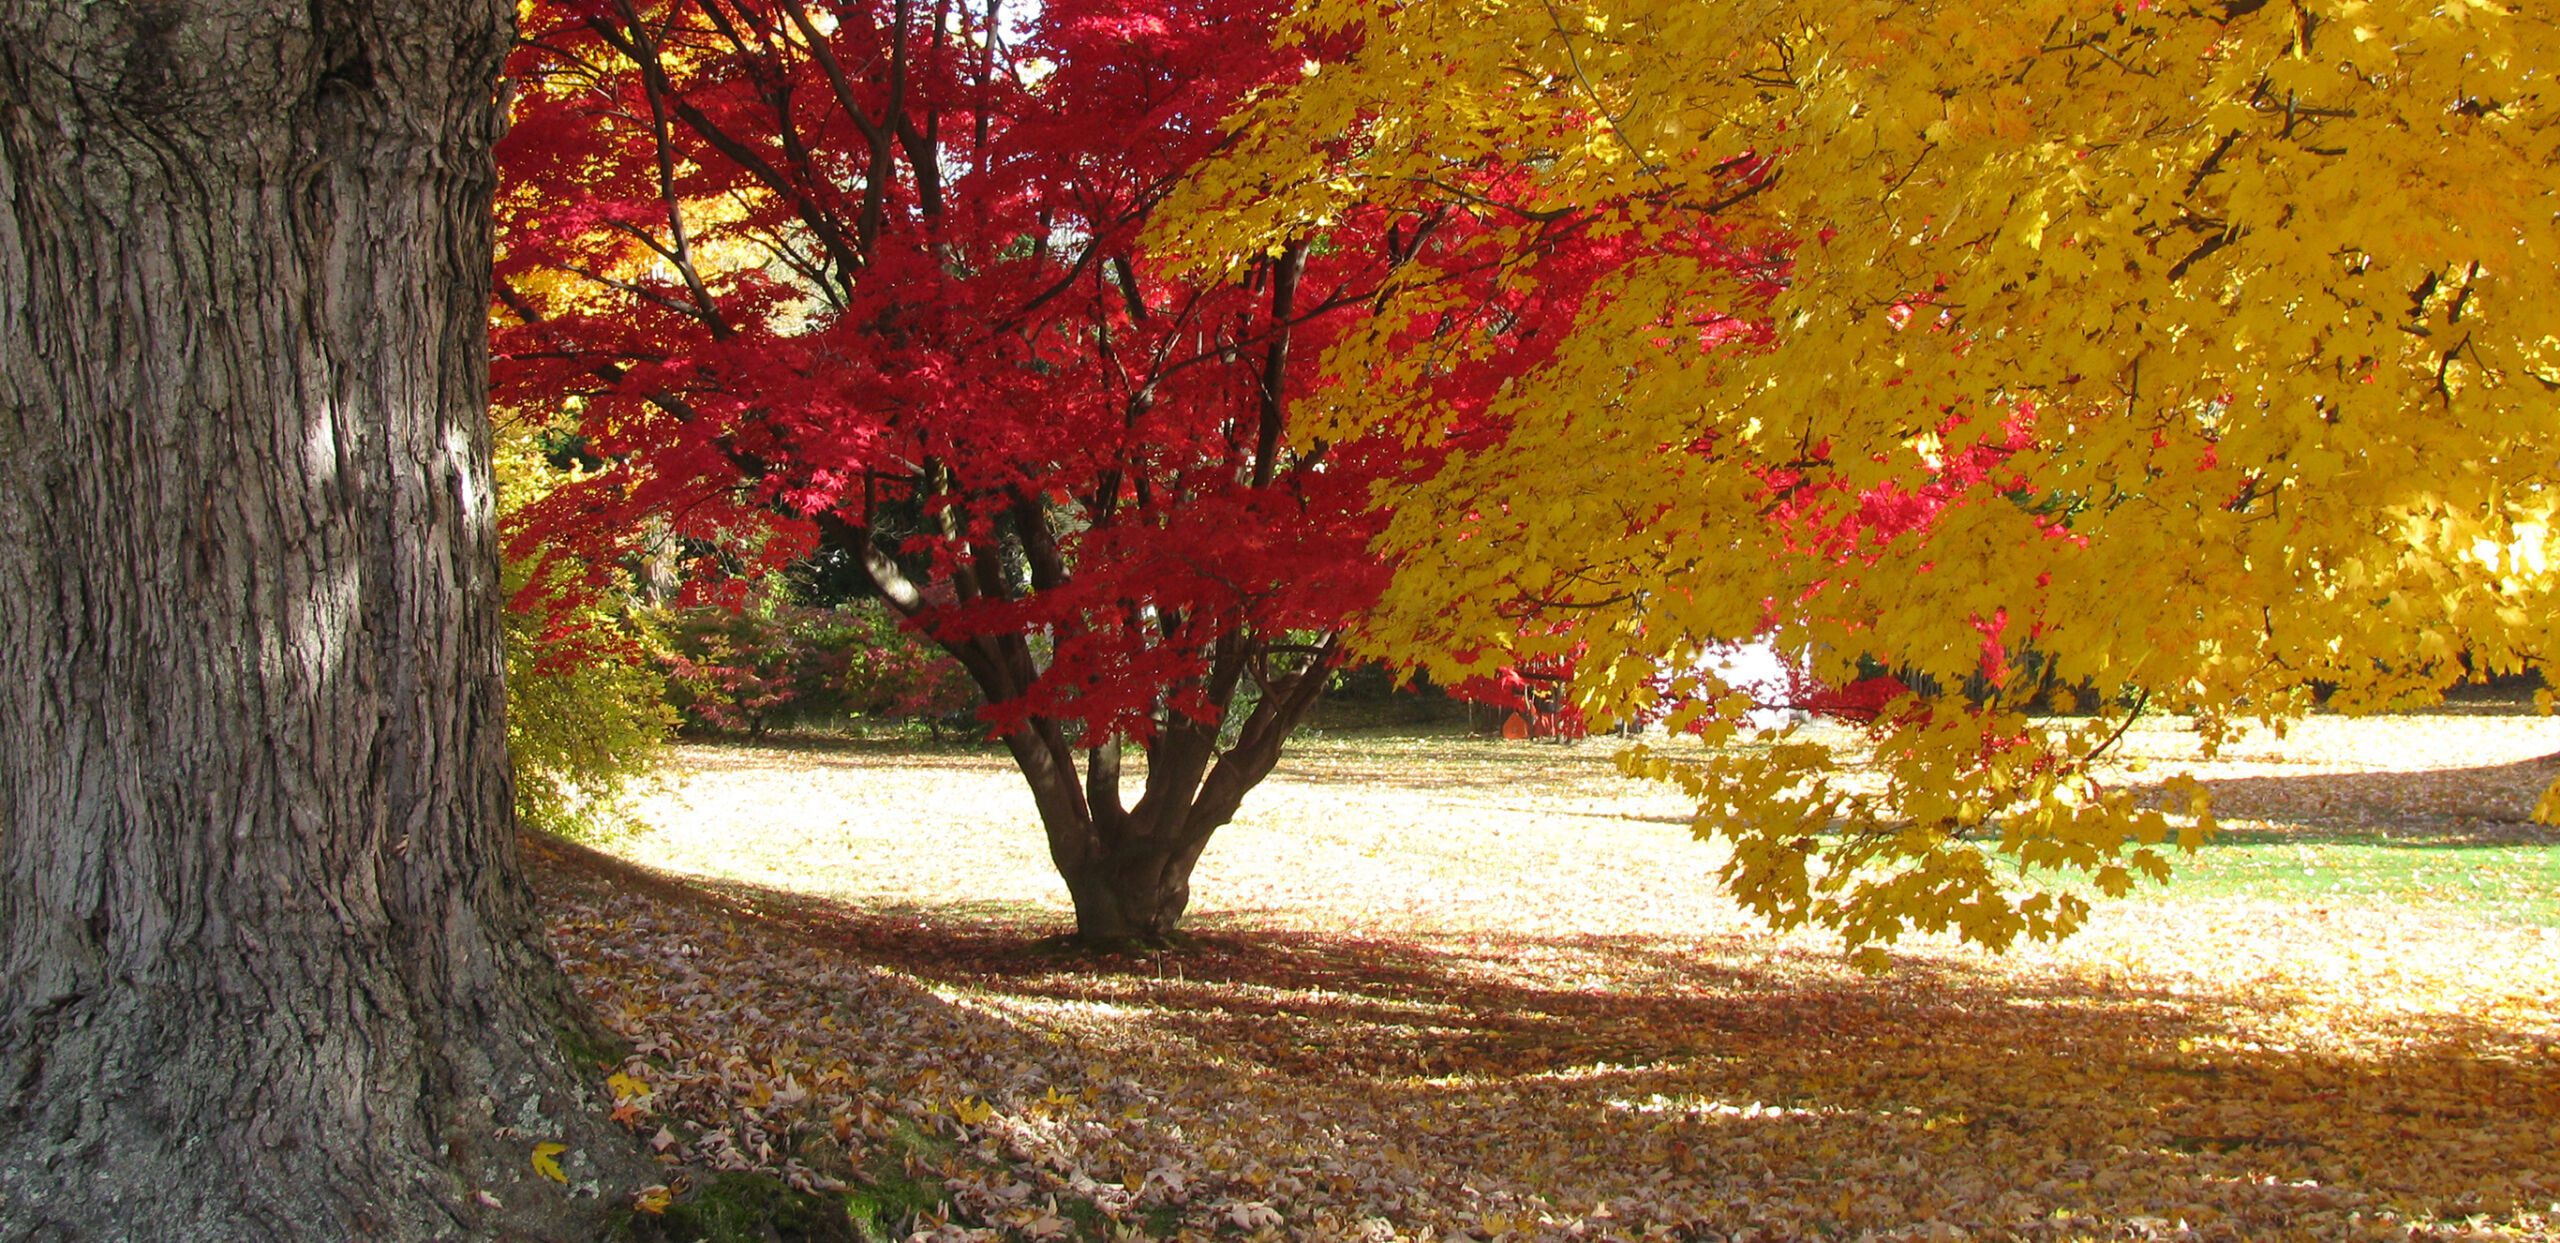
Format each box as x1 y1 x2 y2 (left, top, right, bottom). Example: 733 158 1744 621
550 722 2560 1239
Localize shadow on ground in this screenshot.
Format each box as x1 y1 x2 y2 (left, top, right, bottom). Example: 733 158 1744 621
532 835 2560 1241
2118 752 2560 847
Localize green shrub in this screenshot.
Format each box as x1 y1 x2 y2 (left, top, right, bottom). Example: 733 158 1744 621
648 598 845 738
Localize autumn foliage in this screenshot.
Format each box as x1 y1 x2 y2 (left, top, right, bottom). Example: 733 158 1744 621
488 0 2560 958
492 0 1462 937
1168 0 2560 956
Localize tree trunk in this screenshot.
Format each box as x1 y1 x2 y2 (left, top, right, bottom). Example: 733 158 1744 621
1010 644 1338 945
1051 810 1205 943
0 4 639 1238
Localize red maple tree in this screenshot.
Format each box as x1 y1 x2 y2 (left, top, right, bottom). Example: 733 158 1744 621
493 0 1446 938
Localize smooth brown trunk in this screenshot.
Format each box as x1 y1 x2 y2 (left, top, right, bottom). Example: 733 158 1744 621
0 4 638 1238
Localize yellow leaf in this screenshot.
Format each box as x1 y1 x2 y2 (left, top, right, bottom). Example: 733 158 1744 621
2534 777 2560 826
633 1185 673 1215
531 1141 569 1184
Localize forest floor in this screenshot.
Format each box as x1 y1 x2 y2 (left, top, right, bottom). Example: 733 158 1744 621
536 713 2560 1242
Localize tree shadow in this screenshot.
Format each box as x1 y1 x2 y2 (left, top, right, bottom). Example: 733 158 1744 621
2128 751 2560 846
531 834 2560 1240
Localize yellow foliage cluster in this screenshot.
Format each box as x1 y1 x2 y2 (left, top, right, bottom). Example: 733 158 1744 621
1165 0 2560 949
495 430 674 838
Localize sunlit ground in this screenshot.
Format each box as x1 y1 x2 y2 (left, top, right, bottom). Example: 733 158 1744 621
542 714 2560 1241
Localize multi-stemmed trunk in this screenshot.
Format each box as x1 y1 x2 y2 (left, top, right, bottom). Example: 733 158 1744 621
0 5 637 1237
995 652 1334 942
839 491 1338 943
810 242 1345 943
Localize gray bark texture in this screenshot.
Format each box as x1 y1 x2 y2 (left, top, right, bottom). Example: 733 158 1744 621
0 1 639 1237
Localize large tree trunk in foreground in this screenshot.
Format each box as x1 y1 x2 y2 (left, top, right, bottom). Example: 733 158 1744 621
0 4 637 1237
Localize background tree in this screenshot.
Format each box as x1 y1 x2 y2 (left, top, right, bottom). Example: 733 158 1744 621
0 2 639 1234
1172 0 2560 958
499 428 676 837
494 0 1454 940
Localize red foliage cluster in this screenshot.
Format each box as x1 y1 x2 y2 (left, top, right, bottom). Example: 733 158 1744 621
1448 658 1587 740
493 0 1409 752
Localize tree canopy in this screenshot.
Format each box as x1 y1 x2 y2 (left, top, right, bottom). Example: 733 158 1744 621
1167 0 2560 956
494 0 1473 938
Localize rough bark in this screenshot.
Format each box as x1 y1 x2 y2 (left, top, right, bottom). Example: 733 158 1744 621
0 3 639 1237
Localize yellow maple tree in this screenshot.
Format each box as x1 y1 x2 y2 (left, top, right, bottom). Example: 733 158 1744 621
1164 0 2560 954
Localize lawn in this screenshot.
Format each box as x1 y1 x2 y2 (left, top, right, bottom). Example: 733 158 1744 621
537 714 2560 1241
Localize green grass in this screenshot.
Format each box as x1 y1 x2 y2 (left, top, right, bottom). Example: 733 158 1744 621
843 1119 953 1242
843 1173 943 1243
557 1019 635 1072
2147 838 2560 926
615 1172 857 1242
2015 829 2560 928
602 1120 957 1242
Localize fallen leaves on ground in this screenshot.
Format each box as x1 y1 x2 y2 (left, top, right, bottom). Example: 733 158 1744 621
540 717 2560 1241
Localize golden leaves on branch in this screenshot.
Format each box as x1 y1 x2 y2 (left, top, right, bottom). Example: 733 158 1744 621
1164 0 2560 949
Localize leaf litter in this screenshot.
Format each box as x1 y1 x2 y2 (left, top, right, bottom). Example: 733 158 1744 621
538 718 2560 1240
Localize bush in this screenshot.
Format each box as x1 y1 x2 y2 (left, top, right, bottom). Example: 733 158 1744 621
495 428 674 837
504 605 672 837
832 600 980 727
649 596 978 738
